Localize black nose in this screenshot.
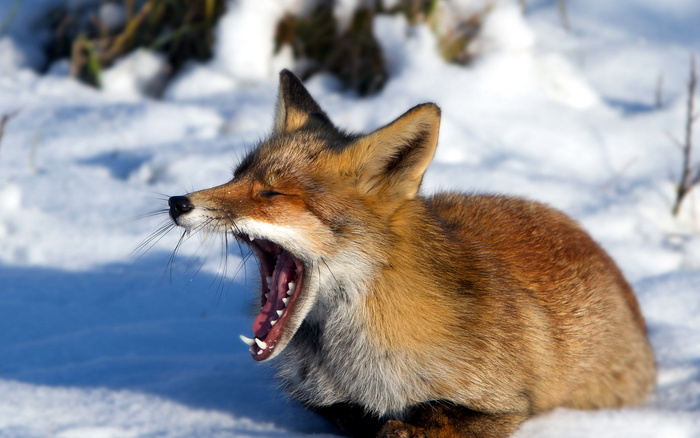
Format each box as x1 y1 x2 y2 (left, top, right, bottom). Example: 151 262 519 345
168 196 194 221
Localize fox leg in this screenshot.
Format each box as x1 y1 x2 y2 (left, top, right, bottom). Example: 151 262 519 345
377 403 527 438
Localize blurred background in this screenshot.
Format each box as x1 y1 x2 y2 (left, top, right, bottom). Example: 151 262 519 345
0 1 699 437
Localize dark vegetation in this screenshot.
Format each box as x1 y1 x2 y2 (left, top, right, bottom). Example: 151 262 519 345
39 0 491 96
672 54 700 216
8 0 698 219
275 0 490 95
41 0 226 93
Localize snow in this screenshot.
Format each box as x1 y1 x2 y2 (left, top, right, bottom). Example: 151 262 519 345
98 2 126 34
0 0 699 436
101 50 168 98
212 0 296 82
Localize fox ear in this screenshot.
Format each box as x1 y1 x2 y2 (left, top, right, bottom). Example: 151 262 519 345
353 103 441 200
274 69 332 134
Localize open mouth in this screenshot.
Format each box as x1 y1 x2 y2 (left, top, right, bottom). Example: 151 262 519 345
238 236 305 361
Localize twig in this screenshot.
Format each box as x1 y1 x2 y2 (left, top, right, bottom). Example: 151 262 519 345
0 110 20 158
518 0 528 14
655 73 664 109
29 131 42 174
672 53 699 216
557 0 571 32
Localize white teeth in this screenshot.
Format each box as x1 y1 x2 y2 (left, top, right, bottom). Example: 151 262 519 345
287 282 295 295
256 350 263 355
255 338 267 349
270 319 277 326
276 310 283 318
249 235 255 241
266 276 273 287
239 335 255 347
264 293 270 300
282 297 289 305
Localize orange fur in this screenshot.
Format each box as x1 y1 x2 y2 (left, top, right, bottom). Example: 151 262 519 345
168 70 656 438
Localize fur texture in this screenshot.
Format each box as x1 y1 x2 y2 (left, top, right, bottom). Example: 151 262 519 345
167 70 656 437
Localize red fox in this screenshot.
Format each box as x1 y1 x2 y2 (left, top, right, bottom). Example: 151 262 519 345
168 70 655 438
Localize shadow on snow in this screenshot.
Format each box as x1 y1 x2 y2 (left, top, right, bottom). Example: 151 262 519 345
0 254 332 434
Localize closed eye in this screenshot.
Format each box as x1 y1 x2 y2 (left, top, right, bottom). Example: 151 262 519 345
259 190 284 198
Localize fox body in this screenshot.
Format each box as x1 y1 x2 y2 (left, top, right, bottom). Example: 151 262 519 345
168 70 655 437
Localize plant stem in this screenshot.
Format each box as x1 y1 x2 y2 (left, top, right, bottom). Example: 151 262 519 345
673 54 698 216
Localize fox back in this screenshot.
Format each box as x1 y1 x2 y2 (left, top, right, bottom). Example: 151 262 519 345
167 70 655 438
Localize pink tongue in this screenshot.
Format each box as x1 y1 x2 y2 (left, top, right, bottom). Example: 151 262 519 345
252 251 296 339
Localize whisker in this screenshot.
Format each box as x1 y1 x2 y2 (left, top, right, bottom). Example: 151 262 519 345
222 232 233 299
229 228 250 286
180 219 216 276
132 209 169 221
211 232 229 300
183 251 207 290
182 244 205 275
321 258 339 287
136 222 173 247
179 231 212 290
149 191 172 200
148 212 254 299
132 221 175 257
166 229 189 283
231 251 254 282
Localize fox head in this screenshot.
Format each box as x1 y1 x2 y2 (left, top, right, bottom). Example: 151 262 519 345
168 70 441 361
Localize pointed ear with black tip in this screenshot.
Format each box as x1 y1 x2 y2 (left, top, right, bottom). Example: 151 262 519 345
274 69 333 134
351 103 441 202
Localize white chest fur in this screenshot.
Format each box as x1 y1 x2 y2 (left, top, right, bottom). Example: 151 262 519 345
275 291 434 417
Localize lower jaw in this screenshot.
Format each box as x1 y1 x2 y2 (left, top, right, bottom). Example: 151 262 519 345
238 237 306 360
247 276 304 361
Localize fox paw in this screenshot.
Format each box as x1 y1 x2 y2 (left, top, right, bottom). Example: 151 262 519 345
377 420 429 438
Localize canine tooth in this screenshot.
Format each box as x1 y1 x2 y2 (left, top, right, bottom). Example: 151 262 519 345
249 235 255 241
255 338 267 349
264 293 270 300
266 276 273 286
270 319 277 326
276 310 283 318
239 335 255 347
256 349 263 355
282 297 289 305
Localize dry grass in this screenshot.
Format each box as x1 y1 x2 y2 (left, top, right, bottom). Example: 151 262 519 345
276 2 386 96
40 0 491 96
672 54 700 216
275 0 491 95
44 0 226 93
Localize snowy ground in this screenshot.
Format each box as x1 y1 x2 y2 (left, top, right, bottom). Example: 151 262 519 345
0 0 699 437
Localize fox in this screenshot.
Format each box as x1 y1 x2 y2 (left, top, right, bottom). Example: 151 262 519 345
167 70 656 438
